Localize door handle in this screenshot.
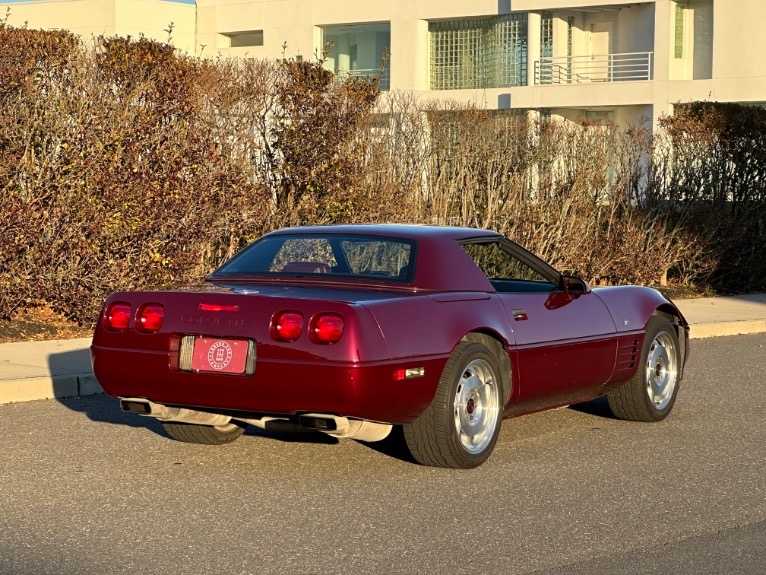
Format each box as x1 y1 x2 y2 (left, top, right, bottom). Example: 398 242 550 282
512 309 528 321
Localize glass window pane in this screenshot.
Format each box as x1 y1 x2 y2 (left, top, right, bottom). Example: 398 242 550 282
270 239 337 272
214 235 415 282
340 239 412 277
461 242 555 293
675 5 684 59
429 14 528 90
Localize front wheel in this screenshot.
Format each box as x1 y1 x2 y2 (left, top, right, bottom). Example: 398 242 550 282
607 315 682 422
161 421 247 445
404 341 502 469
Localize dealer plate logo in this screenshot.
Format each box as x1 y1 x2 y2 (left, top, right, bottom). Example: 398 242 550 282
207 341 233 370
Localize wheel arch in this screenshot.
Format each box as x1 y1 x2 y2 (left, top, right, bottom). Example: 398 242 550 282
460 330 513 406
653 305 689 375
654 304 685 325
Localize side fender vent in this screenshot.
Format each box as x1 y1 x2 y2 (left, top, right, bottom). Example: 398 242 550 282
616 336 641 373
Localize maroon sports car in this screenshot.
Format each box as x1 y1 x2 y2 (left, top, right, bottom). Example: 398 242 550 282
91 225 689 468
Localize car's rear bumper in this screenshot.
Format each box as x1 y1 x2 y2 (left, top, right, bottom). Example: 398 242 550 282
91 345 445 424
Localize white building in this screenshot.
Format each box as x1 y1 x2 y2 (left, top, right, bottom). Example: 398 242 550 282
196 0 766 129
5 0 766 129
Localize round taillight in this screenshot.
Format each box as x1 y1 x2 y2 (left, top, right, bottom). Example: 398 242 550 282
104 302 131 331
311 314 344 344
272 311 304 341
137 303 165 333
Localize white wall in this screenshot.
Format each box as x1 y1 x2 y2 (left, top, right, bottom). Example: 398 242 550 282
1 0 195 52
2 0 117 37
115 0 195 53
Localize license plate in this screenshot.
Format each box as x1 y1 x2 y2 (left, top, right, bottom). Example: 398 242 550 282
190 337 249 374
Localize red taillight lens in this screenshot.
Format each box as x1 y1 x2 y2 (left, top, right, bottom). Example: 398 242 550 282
311 313 344 344
272 311 304 341
136 303 164 333
104 302 131 331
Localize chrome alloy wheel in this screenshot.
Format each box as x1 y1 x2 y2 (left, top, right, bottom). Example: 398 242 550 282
645 330 679 410
453 359 500 454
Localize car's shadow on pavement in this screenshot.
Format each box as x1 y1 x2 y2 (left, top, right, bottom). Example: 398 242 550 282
243 424 340 444
247 423 418 464
57 394 166 434
58 392 418 464
568 396 618 419
56 390 365 447
358 426 419 464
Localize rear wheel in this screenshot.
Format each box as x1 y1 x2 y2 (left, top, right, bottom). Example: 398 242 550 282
607 315 681 422
161 421 247 445
404 341 502 469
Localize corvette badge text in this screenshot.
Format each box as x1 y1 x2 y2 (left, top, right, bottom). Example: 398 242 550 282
181 315 251 328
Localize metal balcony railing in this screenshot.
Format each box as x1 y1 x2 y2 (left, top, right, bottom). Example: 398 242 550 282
535 52 653 85
334 68 391 91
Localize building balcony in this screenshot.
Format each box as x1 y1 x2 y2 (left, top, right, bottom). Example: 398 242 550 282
334 67 391 91
535 52 653 85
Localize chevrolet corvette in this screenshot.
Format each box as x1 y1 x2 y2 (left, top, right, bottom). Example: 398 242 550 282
91 225 689 468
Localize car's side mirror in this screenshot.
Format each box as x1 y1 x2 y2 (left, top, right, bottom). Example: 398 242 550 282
561 275 591 295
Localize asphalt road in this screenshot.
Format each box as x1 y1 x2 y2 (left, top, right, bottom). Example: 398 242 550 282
1 334 765 575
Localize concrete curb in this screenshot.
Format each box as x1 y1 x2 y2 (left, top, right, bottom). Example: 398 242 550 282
0 373 102 405
689 320 766 340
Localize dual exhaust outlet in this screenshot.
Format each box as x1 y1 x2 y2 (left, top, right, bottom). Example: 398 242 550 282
120 398 392 443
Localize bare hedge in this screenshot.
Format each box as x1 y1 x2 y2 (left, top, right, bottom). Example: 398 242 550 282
1 29 269 322
1 25 764 324
650 102 766 291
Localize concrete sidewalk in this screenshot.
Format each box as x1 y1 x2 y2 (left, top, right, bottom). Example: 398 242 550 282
0 338 98 405
1 294 765 405
672 293 766 339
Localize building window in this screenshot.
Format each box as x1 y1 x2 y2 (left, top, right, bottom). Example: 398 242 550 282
322 24 391 91
541 12 553 59
429 14 528 90
223 30 264 48
538 12 554 84
567 17 575 78
674 4 684 59
585 110 614 122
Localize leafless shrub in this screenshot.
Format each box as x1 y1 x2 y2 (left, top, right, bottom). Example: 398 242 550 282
353 99 708 288
0 27 268 321
649 102 766 290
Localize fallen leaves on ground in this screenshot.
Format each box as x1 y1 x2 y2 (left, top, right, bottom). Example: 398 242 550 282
0 306 94 343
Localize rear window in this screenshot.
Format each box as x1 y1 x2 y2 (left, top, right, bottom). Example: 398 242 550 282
213 234 416 283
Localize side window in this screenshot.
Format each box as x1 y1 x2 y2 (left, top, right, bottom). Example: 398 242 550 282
462 242 555 291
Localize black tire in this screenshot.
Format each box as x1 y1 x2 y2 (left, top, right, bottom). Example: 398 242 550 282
607 315 682 422
161 421 247 445
403 341 503 469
